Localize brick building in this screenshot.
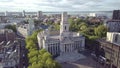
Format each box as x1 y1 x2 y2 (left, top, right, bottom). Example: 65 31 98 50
0 29 15 42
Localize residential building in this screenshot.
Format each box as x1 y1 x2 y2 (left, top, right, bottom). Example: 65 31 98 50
0 29 15 42
88 13 96 17
37 11 42 18
112 10 120 20
0 41 20 68
106 20 120 32
98 32 120 68
106 10 120 32
17 18 35 37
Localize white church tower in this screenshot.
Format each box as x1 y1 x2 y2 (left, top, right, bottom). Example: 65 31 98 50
60 12 70 38
22 10 26 17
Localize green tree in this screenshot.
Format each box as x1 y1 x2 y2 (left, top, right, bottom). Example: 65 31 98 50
68 18 74 24
29 56 38 64
42 52 52 59
28 50 38 58
26 30 61 68
94 25 107 38
5 25 17 32
69 21 78 32
39 49 47 55
76 18 83 25
31 29 42 43
79 22 88 28
80 24 87 30
53 23 60 30
32 62 44 68
46 58 55 68
26 39 36 50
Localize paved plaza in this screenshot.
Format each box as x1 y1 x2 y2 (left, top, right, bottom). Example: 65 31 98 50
61 56 104 68
56 52 86 63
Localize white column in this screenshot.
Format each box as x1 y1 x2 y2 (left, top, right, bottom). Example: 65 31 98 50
67 45 69 52
64 45 65 53
53 45 54 55
79 42 80 49
74 43 75 50
55 44 57 55
53 45 55 55
68 45 69 52
71 44 74 51
52 45 54 55
50 46 52 54
69 44 71 52
55 45 56 55
50 45 52 54
68 44 69 52
71 44 72 52
55 45 57 55
66 44 68 52
64 45 67 52
56 44 58 55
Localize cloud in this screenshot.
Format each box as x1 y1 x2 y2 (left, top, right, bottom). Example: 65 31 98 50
0 0 119 11
0 0 14 2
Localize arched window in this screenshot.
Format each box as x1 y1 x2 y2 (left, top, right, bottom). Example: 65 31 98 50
114 34 118 42
65 26 66 30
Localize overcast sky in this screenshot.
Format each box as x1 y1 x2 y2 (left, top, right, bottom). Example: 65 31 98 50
0 0 119 12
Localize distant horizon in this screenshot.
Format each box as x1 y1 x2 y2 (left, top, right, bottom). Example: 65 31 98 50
0 0 120 12
0 10 114 12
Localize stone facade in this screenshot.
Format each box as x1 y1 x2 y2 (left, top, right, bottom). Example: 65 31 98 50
98 32 120 68
17 18 35 37
106 32 120 45
106 10 120 32
106 20 120 32
37 12 85 57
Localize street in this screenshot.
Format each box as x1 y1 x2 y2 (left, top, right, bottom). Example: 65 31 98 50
17 35 28 68
61 50 105 68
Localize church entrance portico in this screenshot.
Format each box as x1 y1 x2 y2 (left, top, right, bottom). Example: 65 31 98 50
60 43 75 55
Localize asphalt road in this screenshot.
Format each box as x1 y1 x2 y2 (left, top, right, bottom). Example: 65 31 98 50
17 35 28 68
61 50 107 68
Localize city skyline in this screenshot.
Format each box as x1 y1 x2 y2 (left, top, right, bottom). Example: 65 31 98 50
0 0 120 12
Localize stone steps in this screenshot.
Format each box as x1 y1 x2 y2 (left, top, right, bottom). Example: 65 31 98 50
55 52 86 63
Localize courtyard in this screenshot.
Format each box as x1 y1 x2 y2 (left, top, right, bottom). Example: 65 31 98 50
61 57 104 68
60 50 105 68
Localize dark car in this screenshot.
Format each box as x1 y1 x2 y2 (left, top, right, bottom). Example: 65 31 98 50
98 56 106 65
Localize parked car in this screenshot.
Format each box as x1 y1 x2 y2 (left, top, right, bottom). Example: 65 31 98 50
98 56 106 64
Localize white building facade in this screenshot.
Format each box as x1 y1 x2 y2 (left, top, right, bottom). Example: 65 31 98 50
37 12 85 57
17 18 35 37
106 32 120 45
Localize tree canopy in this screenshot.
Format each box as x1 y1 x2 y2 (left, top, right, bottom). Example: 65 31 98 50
94 25 107 38
25 30 61 68
5 25 17 32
